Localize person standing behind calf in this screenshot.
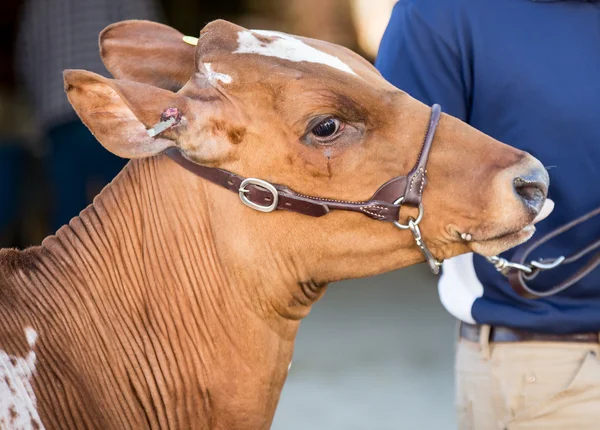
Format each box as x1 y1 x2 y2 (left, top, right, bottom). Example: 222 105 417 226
16 0 162 233
376 1 600 429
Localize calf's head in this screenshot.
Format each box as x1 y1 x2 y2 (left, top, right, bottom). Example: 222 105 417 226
64 19 550 284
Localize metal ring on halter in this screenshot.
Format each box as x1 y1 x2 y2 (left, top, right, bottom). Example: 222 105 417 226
393 197 424 230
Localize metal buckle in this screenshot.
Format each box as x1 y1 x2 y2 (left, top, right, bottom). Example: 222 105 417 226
393 197 424 230
238 178 279 213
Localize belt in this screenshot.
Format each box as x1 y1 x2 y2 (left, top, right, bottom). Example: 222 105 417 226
459 322 600 344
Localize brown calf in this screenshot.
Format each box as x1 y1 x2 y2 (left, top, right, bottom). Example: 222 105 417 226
0 19 550 429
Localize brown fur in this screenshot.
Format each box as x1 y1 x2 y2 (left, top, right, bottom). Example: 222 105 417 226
209 119 246 145
0 19 547 429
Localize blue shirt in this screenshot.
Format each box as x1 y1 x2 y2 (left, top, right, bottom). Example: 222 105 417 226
376 0 600 334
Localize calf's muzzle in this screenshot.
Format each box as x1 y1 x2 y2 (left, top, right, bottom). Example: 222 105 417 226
513 167 549 217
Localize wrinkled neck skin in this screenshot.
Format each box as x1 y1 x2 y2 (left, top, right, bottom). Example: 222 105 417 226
0 153 420 429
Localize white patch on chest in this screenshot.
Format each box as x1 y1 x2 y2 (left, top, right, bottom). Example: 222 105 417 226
0 327 45 429
234 30 357 76
203 63 233 84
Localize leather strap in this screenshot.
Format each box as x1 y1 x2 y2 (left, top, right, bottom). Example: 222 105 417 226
402 103 439 206
508 205 600 298
459 322 600 344
164 104 442 223
165 147 402 220
371 104 441 206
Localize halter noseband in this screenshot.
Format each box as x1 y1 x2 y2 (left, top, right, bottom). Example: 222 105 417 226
153 104 443 274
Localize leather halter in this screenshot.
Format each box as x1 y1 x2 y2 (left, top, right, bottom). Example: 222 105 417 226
158 104 443 273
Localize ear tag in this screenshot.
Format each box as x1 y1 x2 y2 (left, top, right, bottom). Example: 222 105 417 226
147 107 182 137
147 117 176 137
182 35 199 46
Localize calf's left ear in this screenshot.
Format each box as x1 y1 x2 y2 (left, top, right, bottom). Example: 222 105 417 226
100 20 196 91
64 69 188 159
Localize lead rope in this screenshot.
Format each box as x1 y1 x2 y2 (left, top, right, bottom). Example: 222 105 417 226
485 205 600 298
484 254 564 276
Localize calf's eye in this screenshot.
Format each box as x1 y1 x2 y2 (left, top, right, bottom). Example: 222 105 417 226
311 117 344 142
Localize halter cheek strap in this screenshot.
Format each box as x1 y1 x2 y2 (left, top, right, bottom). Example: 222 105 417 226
153 104 443 273
372 103 439 207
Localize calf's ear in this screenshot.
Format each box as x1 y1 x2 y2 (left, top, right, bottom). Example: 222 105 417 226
64 69 241 163
64 69 185 159
100 20 196 91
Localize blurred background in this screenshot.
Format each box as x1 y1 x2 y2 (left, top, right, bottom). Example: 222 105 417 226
1 0 456 428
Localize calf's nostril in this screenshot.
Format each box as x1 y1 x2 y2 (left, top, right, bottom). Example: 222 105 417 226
513 174 548 214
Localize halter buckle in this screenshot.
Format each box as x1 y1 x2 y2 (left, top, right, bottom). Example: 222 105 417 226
239 178 279 213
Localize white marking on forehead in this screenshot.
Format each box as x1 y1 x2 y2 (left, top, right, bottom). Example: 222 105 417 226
234 30 357 76
0 327 45 429
203 63 232 85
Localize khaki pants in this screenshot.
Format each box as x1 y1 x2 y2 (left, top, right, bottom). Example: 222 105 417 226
455 327 600 430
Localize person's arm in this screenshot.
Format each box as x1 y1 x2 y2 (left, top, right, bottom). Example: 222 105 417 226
375 1 471 121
